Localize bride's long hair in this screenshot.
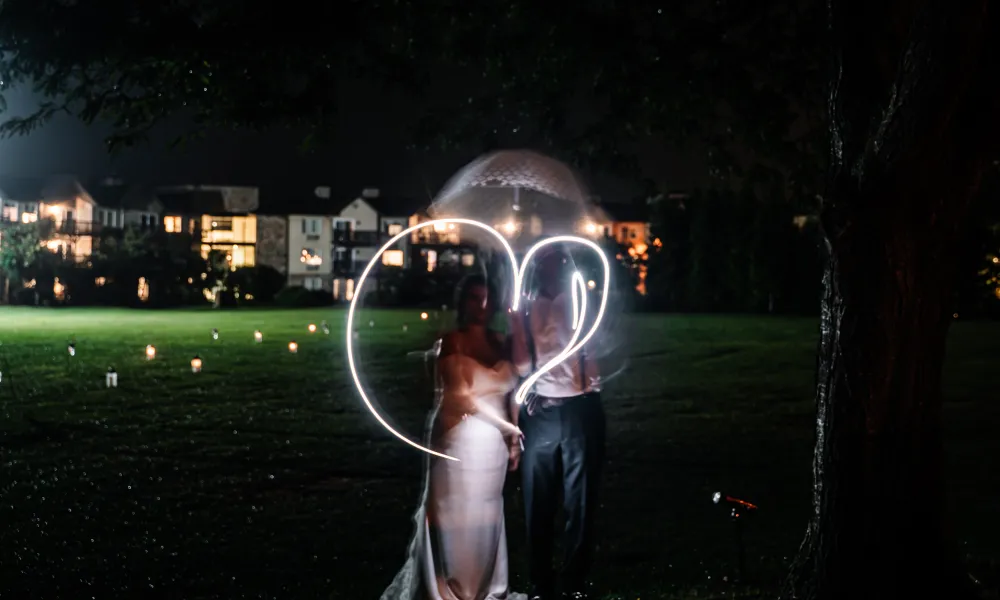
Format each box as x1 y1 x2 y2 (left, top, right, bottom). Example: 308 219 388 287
454 274 497 330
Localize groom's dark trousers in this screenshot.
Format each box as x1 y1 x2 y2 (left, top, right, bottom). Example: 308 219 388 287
520 392 605 596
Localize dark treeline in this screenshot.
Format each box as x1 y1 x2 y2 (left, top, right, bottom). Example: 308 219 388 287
640 185 1000 317
4 186 1000 315
642 190 823 315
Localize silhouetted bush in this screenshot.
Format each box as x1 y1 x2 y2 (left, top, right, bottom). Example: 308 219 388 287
274 286 332 307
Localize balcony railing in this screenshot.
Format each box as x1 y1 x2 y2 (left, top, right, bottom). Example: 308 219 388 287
411 230 463 245
0 218 106 236
333 230 381 246
53 221 104 236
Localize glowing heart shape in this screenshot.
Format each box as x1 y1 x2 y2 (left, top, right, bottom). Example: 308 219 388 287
346 218 610 461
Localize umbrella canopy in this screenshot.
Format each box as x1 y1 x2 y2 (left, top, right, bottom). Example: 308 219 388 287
429 150 608 246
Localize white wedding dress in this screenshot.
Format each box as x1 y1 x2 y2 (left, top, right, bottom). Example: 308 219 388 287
380 354 526 600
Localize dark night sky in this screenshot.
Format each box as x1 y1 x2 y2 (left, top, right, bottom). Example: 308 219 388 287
0 85 706 209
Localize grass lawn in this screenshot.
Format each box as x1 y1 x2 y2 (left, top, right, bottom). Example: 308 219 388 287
0 307 997 599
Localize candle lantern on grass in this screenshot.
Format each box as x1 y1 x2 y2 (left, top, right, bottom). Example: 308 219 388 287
68 342 76 357
308 323 317 333
254 330 263 343
712 491 759 582
145 345 156 360
211 328 219 340
191 355 203 373
321 321 330 335
106 367 118 388
288 341 298 353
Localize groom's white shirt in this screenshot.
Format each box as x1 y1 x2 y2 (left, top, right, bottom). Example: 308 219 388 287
528 291 599 398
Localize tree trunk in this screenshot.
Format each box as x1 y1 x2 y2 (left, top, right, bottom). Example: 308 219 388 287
785 2 999 599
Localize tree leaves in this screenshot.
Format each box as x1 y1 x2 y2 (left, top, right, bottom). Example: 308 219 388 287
0 0 824 190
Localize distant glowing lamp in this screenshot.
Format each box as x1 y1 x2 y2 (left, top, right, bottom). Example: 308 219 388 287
308 323 317 333
68 342 76 357
254 330 263 343
191 355 203 373
587 280 596 290
584 222 597 234
420 312 429 320
106 367 118 388
288 341 298 353
145 345 156 360
502 221 517 235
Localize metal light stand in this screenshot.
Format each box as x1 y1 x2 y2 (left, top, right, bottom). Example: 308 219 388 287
712 491 758 583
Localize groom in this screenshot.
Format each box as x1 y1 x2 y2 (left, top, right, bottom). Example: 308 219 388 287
512 244 606 600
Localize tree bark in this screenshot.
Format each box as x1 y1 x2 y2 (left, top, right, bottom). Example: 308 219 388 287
785 1 999 599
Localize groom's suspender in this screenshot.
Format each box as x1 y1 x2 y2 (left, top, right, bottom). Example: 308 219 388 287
525 309 538 374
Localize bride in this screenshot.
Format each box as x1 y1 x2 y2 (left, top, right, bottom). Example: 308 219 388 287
381 275 527 600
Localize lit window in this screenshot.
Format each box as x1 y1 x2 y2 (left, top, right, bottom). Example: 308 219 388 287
211 217 233 231
302 218 321 235
2 202 16 221
137 277 150 301
333 279 341 299
433 222 447 232
164 216 182 233
383 250 404 266
21 212 37 223
461 254 475 267
300 248 323 266
387 223 403 236
345 279 355 301
426 250 438 272
95 277 106 286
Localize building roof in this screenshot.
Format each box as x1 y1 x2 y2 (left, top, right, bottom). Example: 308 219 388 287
0 175 89 203
601 202 649 223
256 182 350 216
365 195 422 218
257 183 421 218
87 180 161 211
155 189 228 214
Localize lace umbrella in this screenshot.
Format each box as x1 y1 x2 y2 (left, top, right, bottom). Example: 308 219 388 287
428 150 608 249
